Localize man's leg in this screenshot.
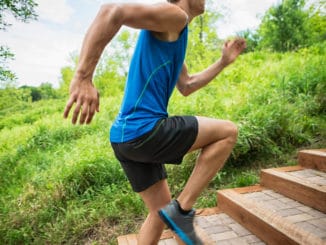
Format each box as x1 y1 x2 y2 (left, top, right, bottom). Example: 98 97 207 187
138 179 171 245
177 116 238 210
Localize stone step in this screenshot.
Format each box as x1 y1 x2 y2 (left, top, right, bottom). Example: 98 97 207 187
218 186 326 245
261 165 326 213
194 207 265 244
298 149 326 171
117 207 265 245
117 230 178 245
117 149 326 244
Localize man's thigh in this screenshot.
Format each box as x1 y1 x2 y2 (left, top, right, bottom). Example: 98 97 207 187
188 116 238 152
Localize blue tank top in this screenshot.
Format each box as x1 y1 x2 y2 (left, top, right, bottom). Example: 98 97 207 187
110 26 188 143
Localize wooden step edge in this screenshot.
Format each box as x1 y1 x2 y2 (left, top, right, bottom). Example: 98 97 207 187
196 206 221 216
117 230 175 245
217 188 325 245
300 149 326 155
117 233 138 245
269 165 305 172
117 226 215 245
261 168 326 212
228 184 265 194
117 207 220 245
298 149 326 171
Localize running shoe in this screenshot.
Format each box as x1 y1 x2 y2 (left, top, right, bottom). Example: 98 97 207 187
158 200 203 245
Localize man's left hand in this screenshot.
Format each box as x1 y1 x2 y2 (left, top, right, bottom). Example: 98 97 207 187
221 38 247 66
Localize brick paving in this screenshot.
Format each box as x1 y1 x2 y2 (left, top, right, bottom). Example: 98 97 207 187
242 189 326 240
194 213 266 244
287 169 326 187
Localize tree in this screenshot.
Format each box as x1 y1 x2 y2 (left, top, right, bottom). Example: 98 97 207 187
258 0 309 52
237 29 260 53
0 0 38 86
306 0 326 45
0 46 15 87
19 83 58 101
186 9 222 72
20 85 42 101
39 82 59 99
93 29 137 97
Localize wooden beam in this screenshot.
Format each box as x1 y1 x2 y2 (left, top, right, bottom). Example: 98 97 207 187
195 207 221 216
126 234 138 245
261 168 326 212
218 188 324 245
230 185 264 194
298 149 326 171
272 165 304 172
117 235 129 245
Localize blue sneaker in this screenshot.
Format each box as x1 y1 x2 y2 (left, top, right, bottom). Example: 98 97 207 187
158 200 203 245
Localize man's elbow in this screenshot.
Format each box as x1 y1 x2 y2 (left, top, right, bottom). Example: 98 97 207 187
178 85 192 97
98 3 123 25
182 90 192 97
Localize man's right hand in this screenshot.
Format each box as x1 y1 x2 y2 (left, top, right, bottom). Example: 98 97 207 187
63 77 100 125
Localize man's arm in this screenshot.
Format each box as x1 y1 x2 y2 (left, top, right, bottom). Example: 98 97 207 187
76 3 188 80
64 3 188 124
177 38 246 96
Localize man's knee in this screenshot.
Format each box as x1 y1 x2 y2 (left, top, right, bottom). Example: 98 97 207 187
224 120 238 145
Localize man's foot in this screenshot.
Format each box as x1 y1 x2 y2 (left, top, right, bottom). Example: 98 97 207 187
158 200 203 245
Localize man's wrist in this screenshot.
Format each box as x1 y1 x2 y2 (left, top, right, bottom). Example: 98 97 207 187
74 68 93 82
219 58 230 68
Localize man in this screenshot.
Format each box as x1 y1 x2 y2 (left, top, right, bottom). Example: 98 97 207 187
64 0 246 244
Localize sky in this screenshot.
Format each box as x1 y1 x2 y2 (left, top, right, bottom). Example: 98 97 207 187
2 0 281 88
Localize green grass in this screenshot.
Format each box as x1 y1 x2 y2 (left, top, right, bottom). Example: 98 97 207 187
0 43 325 244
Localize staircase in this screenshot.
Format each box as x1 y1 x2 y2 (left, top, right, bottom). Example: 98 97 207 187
117 149 326 245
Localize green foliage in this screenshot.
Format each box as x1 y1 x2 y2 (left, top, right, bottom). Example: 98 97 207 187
58 53 78 97
1 12 325 242
0 87 31 111
1 44 325 243
186 11 222 71
0 97 143 243
0 0 38 30
256 0 326 52
0 46 16 86
19 83 59 102
258 0 308 51
305 1 326 44
0 0 38 85
238 0 326 53
170 42 326 165
237 29 260 53
58 30 137 98
93 30 137 97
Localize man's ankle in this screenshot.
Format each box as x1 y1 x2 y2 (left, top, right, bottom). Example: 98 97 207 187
175 199 192 215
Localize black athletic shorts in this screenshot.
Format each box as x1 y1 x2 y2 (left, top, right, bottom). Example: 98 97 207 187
111 116 198 192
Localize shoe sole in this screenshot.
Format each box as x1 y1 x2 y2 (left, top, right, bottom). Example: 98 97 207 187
158 209 194 245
